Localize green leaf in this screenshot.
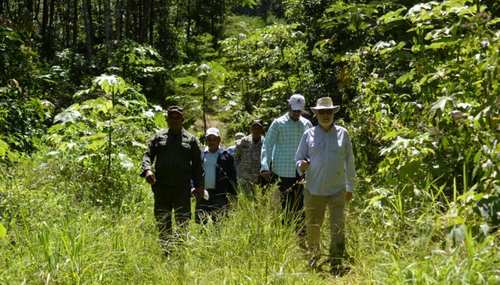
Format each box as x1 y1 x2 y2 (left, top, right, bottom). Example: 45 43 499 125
154 112 167 128
487 18 500 27
0 223 6 239
118 153 134 170
396 69 415 86
426 40 459 50
0 139 8 158
377 7 407 25
196 63 212 79
54 109 81 124
264 81 287 92
427 42 448 50
431 96 453 115
175 76 198 87
94 74 127 95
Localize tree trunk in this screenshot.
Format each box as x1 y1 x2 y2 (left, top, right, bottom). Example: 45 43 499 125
22 0 33 31
115 0 123 41
40 0 49 58
174 0 180 26
48 0 55 30
104 0 112 57
148 0 154 44
185 0 191 54
1 0 10 16
82 0 94 58
64 0 71 47
138 0 143 41
72 0 78 47
157 0 172 60
125 0 134 39
34 0 40 25
45 0 55 58
144 0 152 43
139 0 151 42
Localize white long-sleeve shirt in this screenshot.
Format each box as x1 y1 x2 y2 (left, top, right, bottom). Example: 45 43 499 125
295 125 356 195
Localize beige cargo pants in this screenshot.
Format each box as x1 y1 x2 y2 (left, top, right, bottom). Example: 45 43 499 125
304 189 346 262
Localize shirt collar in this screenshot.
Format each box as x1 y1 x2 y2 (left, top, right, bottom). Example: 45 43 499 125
204 146 223 154
285 112 303 123
317 124 337 133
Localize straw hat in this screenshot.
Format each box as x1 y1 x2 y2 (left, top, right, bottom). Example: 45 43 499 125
310 97 340 112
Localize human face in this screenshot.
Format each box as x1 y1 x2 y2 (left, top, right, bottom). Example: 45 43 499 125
289 109 302 121
167 112 183 132
206 135 220 153
250 125 264 141
316 109 334 128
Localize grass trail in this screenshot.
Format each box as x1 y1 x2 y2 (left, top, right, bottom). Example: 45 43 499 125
0 162 498 284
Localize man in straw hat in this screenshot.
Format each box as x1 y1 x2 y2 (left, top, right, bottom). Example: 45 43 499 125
295 97 356 275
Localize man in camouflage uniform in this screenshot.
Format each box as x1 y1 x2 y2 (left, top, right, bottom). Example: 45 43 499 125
141 106 204 248
234 120 265 192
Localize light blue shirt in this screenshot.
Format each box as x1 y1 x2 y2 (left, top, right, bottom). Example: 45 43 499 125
295 125 356 195
261 113 312 178
203 149 220 189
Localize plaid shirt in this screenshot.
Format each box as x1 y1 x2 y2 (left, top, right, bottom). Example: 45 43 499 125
261 113 312 178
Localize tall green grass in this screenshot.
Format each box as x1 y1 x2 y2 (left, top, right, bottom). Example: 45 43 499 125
0 159 498 284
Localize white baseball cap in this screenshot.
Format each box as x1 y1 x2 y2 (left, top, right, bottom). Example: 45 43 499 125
234 132 245 140
288 94 305 111
205 127 220 137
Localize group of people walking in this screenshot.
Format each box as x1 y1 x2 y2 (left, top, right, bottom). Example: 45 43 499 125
141 94 356 274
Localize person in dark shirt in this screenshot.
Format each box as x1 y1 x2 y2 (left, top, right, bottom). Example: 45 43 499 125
141 106 204 251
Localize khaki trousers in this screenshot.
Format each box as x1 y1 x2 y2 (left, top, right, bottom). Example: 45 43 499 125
304 189 346 260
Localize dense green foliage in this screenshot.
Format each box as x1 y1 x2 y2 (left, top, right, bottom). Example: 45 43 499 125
1 0 499 284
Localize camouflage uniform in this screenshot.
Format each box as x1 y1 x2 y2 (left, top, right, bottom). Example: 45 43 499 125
234 135 263 190
141 128 203 240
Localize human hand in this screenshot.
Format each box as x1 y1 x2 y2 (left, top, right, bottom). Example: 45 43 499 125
298 160 310 173
345 191 353 202
260 171 272 181
145 170 156 185
191 187 204 201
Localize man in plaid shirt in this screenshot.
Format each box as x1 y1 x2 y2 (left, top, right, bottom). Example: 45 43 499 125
261 94 313 234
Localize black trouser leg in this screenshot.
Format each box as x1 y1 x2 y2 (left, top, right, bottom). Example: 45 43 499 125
153 185 191 253
195 190 228 224
154 206 172 243
275 175 305 235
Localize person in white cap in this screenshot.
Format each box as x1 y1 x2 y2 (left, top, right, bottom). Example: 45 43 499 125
295 97 356 275
196 127 237 223
260 93 313 234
